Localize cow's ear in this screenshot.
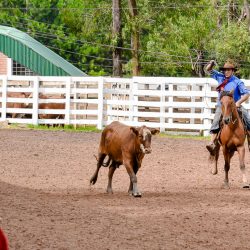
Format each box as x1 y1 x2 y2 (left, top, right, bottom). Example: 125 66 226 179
150 128 160 135
130 126 139 136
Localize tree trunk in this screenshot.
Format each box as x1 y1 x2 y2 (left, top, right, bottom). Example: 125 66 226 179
112 0 122 77
128 0 140 76
197 51 205 77
213 0 222 27
244 0 250 33
227 0 238 24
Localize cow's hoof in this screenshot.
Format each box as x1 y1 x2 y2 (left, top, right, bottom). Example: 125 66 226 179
132 192 142 198
90 176 97 185
242 184 250 189
128 191 133 196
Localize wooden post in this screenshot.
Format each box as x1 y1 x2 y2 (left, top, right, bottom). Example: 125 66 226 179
97 77 104 129
65 77 71 125
1 76 7 121
32 77 39 125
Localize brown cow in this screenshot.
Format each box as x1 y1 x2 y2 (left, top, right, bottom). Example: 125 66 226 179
5 92 31 118
38 93 65 121
90 121 159 197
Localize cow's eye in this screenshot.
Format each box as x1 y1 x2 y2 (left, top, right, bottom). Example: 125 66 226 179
139 134 143 138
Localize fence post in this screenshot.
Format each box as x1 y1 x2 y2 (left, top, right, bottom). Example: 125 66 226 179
73 81 80 129
32 77 39 125
132 77 138 123
168 83 173 127
159 81 165 132
129 78 134 122
97 77 104 129
1 76 7 121
203 79 212 136
65 77 71 125
190 84 196 125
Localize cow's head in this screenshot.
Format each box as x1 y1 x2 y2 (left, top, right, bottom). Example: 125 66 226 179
130 125 160 154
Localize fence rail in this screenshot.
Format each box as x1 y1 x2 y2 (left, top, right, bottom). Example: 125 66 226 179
0 75 250 136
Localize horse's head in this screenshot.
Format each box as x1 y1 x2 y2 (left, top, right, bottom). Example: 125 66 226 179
220 90 236 125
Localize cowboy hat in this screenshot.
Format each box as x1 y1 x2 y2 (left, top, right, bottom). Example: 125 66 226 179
219 62 237 71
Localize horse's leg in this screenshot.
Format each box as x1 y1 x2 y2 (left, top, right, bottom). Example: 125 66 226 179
90 153 106 185
106 162 117 194
212 144 220 175
237 145 249 188
223 148 231 189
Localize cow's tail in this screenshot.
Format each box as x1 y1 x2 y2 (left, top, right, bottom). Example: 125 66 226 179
90 154 109 185
93 155 110 167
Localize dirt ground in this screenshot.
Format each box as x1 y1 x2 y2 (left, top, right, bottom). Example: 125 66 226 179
1 129 250 250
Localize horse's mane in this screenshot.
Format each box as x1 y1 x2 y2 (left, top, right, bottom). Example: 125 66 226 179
220 91 234 100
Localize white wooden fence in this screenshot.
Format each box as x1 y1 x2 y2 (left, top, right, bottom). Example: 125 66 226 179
0 75 250 136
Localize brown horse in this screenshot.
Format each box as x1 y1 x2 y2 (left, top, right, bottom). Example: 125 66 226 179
211 90 249 188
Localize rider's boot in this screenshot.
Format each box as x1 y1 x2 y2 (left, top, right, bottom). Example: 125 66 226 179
206 133 217 155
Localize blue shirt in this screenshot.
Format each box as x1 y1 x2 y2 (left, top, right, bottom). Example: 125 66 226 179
211 70 250 106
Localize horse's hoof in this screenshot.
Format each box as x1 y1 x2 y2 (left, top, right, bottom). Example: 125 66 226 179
222 183 230 189
211 170 217 175
132 192 142 198
106 188 113 194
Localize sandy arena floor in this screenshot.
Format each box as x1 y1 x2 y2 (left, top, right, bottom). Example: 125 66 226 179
1 129 250 250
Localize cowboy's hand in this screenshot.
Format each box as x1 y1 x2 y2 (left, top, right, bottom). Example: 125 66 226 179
235 101 241 108
209 60 216 66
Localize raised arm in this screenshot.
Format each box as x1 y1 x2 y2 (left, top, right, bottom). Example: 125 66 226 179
205 60 216 73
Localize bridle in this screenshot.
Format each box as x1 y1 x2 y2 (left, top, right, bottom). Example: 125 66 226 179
221 97 238 125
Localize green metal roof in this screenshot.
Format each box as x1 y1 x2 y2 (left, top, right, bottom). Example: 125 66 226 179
0 25 87 76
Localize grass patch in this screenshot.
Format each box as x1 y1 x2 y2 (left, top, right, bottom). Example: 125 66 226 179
26 124 101 132
7 123 209 140
159 132 209 140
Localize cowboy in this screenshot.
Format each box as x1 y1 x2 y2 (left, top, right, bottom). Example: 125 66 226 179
205 59 250 154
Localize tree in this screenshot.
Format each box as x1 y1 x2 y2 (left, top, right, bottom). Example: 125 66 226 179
112 0 122 76
128 0 140 76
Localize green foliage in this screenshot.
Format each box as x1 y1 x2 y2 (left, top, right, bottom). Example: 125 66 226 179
0 0 249 78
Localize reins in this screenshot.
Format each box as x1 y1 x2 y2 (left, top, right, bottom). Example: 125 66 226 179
229 105 238 125
221 95 239 127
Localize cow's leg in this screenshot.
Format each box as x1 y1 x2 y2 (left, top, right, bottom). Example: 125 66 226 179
237 146 249 188
124 159 141 197
90 153 106 185
128 164 139 195
106 162 117 194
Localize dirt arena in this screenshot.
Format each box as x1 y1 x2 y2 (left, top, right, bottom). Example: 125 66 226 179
1 129 250 249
